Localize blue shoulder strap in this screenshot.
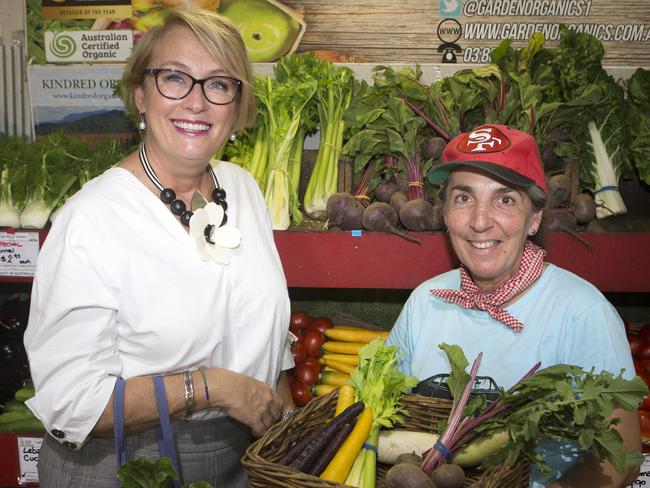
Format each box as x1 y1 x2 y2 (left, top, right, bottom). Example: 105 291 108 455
153 374 182 486
113 377 126 488
113 375 183 488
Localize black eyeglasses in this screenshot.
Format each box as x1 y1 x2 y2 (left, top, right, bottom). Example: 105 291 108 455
143 68 242 105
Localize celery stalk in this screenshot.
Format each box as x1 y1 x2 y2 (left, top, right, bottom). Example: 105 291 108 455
303 68 353 220
257 75 316 229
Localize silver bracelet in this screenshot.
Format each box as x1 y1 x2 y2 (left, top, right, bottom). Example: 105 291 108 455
280 409 297 422
182 370 195 417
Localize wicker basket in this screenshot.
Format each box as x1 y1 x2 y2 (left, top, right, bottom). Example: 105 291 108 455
242 391 529 488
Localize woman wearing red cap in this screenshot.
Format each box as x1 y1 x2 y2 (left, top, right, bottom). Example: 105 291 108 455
386 125 640 487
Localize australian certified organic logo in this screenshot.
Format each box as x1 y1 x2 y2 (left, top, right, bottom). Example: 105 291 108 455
49 32 76 58
44 30 133 63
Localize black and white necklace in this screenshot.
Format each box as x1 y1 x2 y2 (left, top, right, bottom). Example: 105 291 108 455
138 142 228 227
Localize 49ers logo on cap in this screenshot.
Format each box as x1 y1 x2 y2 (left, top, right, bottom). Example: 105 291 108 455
457 126 511 153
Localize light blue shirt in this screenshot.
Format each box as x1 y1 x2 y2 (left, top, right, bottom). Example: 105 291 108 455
386 264 634 487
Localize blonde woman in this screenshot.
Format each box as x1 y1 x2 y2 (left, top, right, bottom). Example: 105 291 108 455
25 8 294 487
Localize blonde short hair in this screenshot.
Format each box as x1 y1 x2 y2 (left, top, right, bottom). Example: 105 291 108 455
121 8 256 131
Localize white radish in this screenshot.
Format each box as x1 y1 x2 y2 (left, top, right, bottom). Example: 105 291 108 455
378 429 439 465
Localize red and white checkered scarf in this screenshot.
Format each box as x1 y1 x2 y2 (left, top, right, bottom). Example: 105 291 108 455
431 240 546 332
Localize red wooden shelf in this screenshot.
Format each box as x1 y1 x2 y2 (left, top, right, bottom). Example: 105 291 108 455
2 229 649 292
274 231 650 292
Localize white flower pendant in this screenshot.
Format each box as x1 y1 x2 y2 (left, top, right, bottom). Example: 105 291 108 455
189 202 241 264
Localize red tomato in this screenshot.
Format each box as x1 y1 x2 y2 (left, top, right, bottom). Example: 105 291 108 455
290 380 313 407
295 362 320 387
308 317 334 334
638 343 650 360
291 340 307 365
301 329 325 358
628 333 644 358
289 311 312 334
639 325 650 344
303 356 322 373
640 410 650 437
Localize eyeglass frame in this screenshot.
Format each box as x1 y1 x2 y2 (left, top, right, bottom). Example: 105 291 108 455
143 68 242 106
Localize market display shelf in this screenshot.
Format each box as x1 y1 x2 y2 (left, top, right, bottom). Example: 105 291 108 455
1 229 650 292
274 230 650 292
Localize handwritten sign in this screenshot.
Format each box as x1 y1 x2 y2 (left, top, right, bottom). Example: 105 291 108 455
629 455 650 487
0 231 40 277
17 436 42 484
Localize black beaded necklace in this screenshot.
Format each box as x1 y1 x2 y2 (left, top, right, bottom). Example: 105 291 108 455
138 143 228 227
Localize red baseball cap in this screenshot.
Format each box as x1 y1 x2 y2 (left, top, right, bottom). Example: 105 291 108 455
427 124 548 192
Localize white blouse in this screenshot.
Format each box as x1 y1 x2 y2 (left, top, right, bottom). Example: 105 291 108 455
24 162 292 447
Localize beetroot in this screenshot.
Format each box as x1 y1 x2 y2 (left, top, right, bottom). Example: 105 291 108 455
399 199 434 231
390 191 408 215
326 192 364 230
571 193 597 225
546 174 572 208
362 202 421 244
385 462 436 488
374 179 398 203
541 144 561 170
421 136 447 161
394 173 409 193
544 207 592 252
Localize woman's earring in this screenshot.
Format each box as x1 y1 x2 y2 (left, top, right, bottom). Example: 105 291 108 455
138 113 147 131
529 228 537 236
229 133 236 142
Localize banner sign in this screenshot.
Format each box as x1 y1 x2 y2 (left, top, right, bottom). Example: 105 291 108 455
29 64 131 136
280 0 650 66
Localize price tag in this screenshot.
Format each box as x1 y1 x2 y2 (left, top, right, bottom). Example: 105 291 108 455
629 454 650 486
0 231 39 277
17 436 42 484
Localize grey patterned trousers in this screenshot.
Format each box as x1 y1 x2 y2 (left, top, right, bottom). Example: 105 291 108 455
37 417 252 487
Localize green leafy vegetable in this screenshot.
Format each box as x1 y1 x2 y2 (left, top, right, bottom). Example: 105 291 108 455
626 68 650 185
553 26 632 218
429 345 647 477
345 338 418 487
118 457 213 488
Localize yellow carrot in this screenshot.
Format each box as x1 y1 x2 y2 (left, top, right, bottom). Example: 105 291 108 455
321 358 356 375
322 353 359 366
322 341 367 355
320 370 352 387
320 406 373 483
312 384 337 396
335 384 356 417
324 327 389 343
